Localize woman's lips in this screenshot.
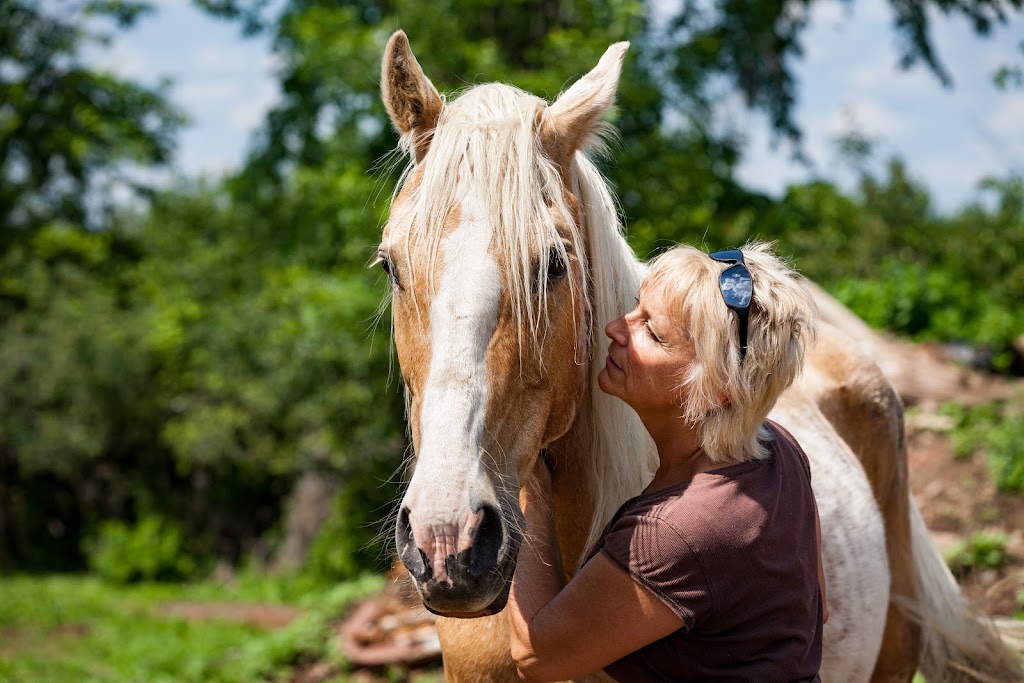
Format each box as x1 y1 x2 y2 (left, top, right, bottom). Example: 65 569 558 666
605 353 622 373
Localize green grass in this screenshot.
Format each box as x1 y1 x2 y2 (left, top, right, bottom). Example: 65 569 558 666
939 398 1024 493
0 573 384 683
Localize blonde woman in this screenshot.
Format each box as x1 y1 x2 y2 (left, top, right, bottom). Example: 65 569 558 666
508 243 827 682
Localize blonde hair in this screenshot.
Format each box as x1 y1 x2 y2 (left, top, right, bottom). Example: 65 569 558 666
642 241 817 464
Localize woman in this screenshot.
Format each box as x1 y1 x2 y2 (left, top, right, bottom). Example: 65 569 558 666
508 242 827 682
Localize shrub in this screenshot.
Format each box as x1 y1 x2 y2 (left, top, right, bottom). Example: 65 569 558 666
944 532 1009 576
84 515 195 583
940 399 1024 492
304 477 395 582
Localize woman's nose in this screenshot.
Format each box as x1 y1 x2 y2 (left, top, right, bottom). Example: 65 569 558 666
605 315 628 344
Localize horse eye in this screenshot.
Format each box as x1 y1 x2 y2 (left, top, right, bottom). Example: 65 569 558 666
547 247 567 281
380 254 401 289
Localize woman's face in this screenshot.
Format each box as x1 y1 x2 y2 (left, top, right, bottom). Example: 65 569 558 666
597 282 696 415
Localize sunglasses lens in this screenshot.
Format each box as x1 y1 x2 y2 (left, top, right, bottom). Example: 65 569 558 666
720 267 752 307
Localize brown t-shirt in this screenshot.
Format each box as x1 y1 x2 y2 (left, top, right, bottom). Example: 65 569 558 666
587 421 823 682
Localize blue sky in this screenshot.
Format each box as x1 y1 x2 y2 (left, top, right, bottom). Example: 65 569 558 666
93 0 1024 214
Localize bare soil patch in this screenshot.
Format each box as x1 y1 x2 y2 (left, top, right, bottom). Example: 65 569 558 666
159 601 304 630
0 623 90 658
908 411 1024 617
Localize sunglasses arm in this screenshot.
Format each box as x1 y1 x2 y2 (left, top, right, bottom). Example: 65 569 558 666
738 313 749 365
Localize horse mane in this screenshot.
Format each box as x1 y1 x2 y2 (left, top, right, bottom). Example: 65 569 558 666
392 81 657 563
568 154 658 564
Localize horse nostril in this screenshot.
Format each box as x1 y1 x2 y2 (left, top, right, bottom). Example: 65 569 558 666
468 503 504 579
396 507 431 582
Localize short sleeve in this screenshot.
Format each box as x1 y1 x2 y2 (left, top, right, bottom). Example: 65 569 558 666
599 512 713 630
767 421 813 481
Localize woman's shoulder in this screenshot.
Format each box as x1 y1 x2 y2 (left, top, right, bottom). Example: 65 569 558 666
623 468 758 539
763 419 813 479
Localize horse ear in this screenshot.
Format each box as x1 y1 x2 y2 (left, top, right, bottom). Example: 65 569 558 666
542 42 629 163
381 31 443 161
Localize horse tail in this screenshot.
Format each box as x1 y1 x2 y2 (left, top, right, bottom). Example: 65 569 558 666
904 499 1023 682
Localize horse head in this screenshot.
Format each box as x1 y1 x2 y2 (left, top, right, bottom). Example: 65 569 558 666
378 31 646 617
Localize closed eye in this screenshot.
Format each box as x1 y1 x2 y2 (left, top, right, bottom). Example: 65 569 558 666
378 251 401 290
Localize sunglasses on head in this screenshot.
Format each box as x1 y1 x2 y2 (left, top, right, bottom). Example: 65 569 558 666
708 249 753 365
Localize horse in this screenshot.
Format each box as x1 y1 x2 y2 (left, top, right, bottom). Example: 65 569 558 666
376 30 1022 682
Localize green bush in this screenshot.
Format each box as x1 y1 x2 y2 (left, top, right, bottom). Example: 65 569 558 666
84 515 195 583
984 415 1024 494
0 573 389 683
944 532 1010 576
939 402 1004 459
833 262 1024 372
940 399 1024 492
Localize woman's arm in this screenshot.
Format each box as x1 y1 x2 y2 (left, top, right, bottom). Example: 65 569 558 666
507 455 564 639
507 457 684 682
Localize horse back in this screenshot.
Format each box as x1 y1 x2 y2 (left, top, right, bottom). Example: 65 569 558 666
797 321 920 682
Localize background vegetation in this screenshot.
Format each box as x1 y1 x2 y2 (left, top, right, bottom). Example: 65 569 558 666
1 0 1022 679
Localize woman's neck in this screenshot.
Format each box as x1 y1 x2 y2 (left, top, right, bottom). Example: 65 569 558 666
638 409 711 492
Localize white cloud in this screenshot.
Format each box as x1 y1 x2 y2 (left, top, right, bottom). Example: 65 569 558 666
89 42 151 80
228 80 280 129
192 44 257 73
848 57 939 98
830 100 911 137
987 94 1024 139
82 0 1020 212
83 2 281 177
735 0 1024 212
177 79 244 107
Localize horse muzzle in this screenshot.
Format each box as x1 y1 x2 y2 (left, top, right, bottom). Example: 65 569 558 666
396 501 522 617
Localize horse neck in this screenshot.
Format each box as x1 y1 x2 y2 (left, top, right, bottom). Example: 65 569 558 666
550 155 659 573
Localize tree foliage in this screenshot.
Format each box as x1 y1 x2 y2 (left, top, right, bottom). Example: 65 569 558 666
1 0 1022 574
197 0 1024 155
0 0 185 234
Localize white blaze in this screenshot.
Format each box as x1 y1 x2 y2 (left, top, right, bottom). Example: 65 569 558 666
410 195 501 525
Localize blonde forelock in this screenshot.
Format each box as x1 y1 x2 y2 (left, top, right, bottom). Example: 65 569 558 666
392 83 590 362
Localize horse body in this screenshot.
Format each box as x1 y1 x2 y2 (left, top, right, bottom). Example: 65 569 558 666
378 31 1021 683
770 392 890 682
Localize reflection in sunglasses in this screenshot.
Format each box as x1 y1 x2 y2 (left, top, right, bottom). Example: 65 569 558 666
721 270 753 305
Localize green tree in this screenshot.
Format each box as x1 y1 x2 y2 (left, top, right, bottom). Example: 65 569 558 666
4 0 1023 578
199 0 1024 152
0 0 184 234
0 223 160 568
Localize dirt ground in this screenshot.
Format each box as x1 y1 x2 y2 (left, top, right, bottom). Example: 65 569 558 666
907 408 1024 617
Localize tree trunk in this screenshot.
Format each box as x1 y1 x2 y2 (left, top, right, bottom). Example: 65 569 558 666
273 470 337 572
